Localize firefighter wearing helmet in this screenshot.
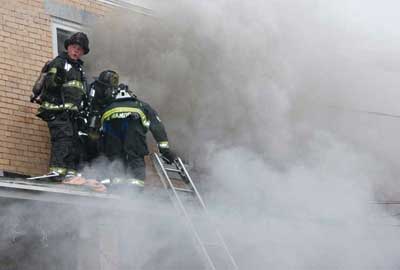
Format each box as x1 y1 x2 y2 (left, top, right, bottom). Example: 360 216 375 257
81 70 120 162
92 70 177 190
35 32 90 180
91 70 120 108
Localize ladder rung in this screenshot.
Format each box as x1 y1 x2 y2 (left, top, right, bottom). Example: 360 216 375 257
174 187 194 193
168 176 185 180
165 168 182 173
169 177 190 184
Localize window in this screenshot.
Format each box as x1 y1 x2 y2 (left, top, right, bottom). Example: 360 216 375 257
51 18 82 57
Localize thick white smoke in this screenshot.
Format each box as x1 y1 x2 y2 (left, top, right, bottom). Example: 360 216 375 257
85 0 400 268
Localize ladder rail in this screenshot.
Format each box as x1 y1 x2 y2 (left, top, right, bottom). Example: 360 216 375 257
153 153 217 270
176 157 239 270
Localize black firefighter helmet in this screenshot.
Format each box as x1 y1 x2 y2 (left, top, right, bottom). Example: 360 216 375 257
64 32 90 55
97 70 119 88
93 70 119 105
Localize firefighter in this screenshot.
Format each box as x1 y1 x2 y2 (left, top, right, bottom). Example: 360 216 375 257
36 32 90 180
83 69 120 162
94 70 177 190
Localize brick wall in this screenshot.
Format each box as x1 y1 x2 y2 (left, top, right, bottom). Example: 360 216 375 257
0 0 112 176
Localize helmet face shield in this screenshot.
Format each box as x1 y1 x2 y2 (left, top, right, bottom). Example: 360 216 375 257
110 73 119 88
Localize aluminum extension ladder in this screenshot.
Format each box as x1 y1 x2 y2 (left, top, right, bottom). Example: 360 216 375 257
151 153 239 270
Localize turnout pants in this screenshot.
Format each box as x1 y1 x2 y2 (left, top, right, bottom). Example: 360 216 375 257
102 117 147 181
47 111 80 175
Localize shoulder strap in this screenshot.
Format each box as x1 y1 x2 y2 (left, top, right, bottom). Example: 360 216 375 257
60 58 68 108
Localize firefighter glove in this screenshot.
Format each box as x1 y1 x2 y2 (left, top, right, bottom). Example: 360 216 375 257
160 148 177 164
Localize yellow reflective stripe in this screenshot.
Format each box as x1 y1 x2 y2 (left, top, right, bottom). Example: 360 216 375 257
130 179 145 187
158 141 169 148
112 178 123 184
49 167 67 175
101 107 150 128
48 67 57 74
40 101 78 111
63 80 85 93
66 169 77 175
112 178 145 187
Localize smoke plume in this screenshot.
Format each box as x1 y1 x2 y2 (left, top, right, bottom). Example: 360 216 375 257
4 0 400 269
82 0 400 268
